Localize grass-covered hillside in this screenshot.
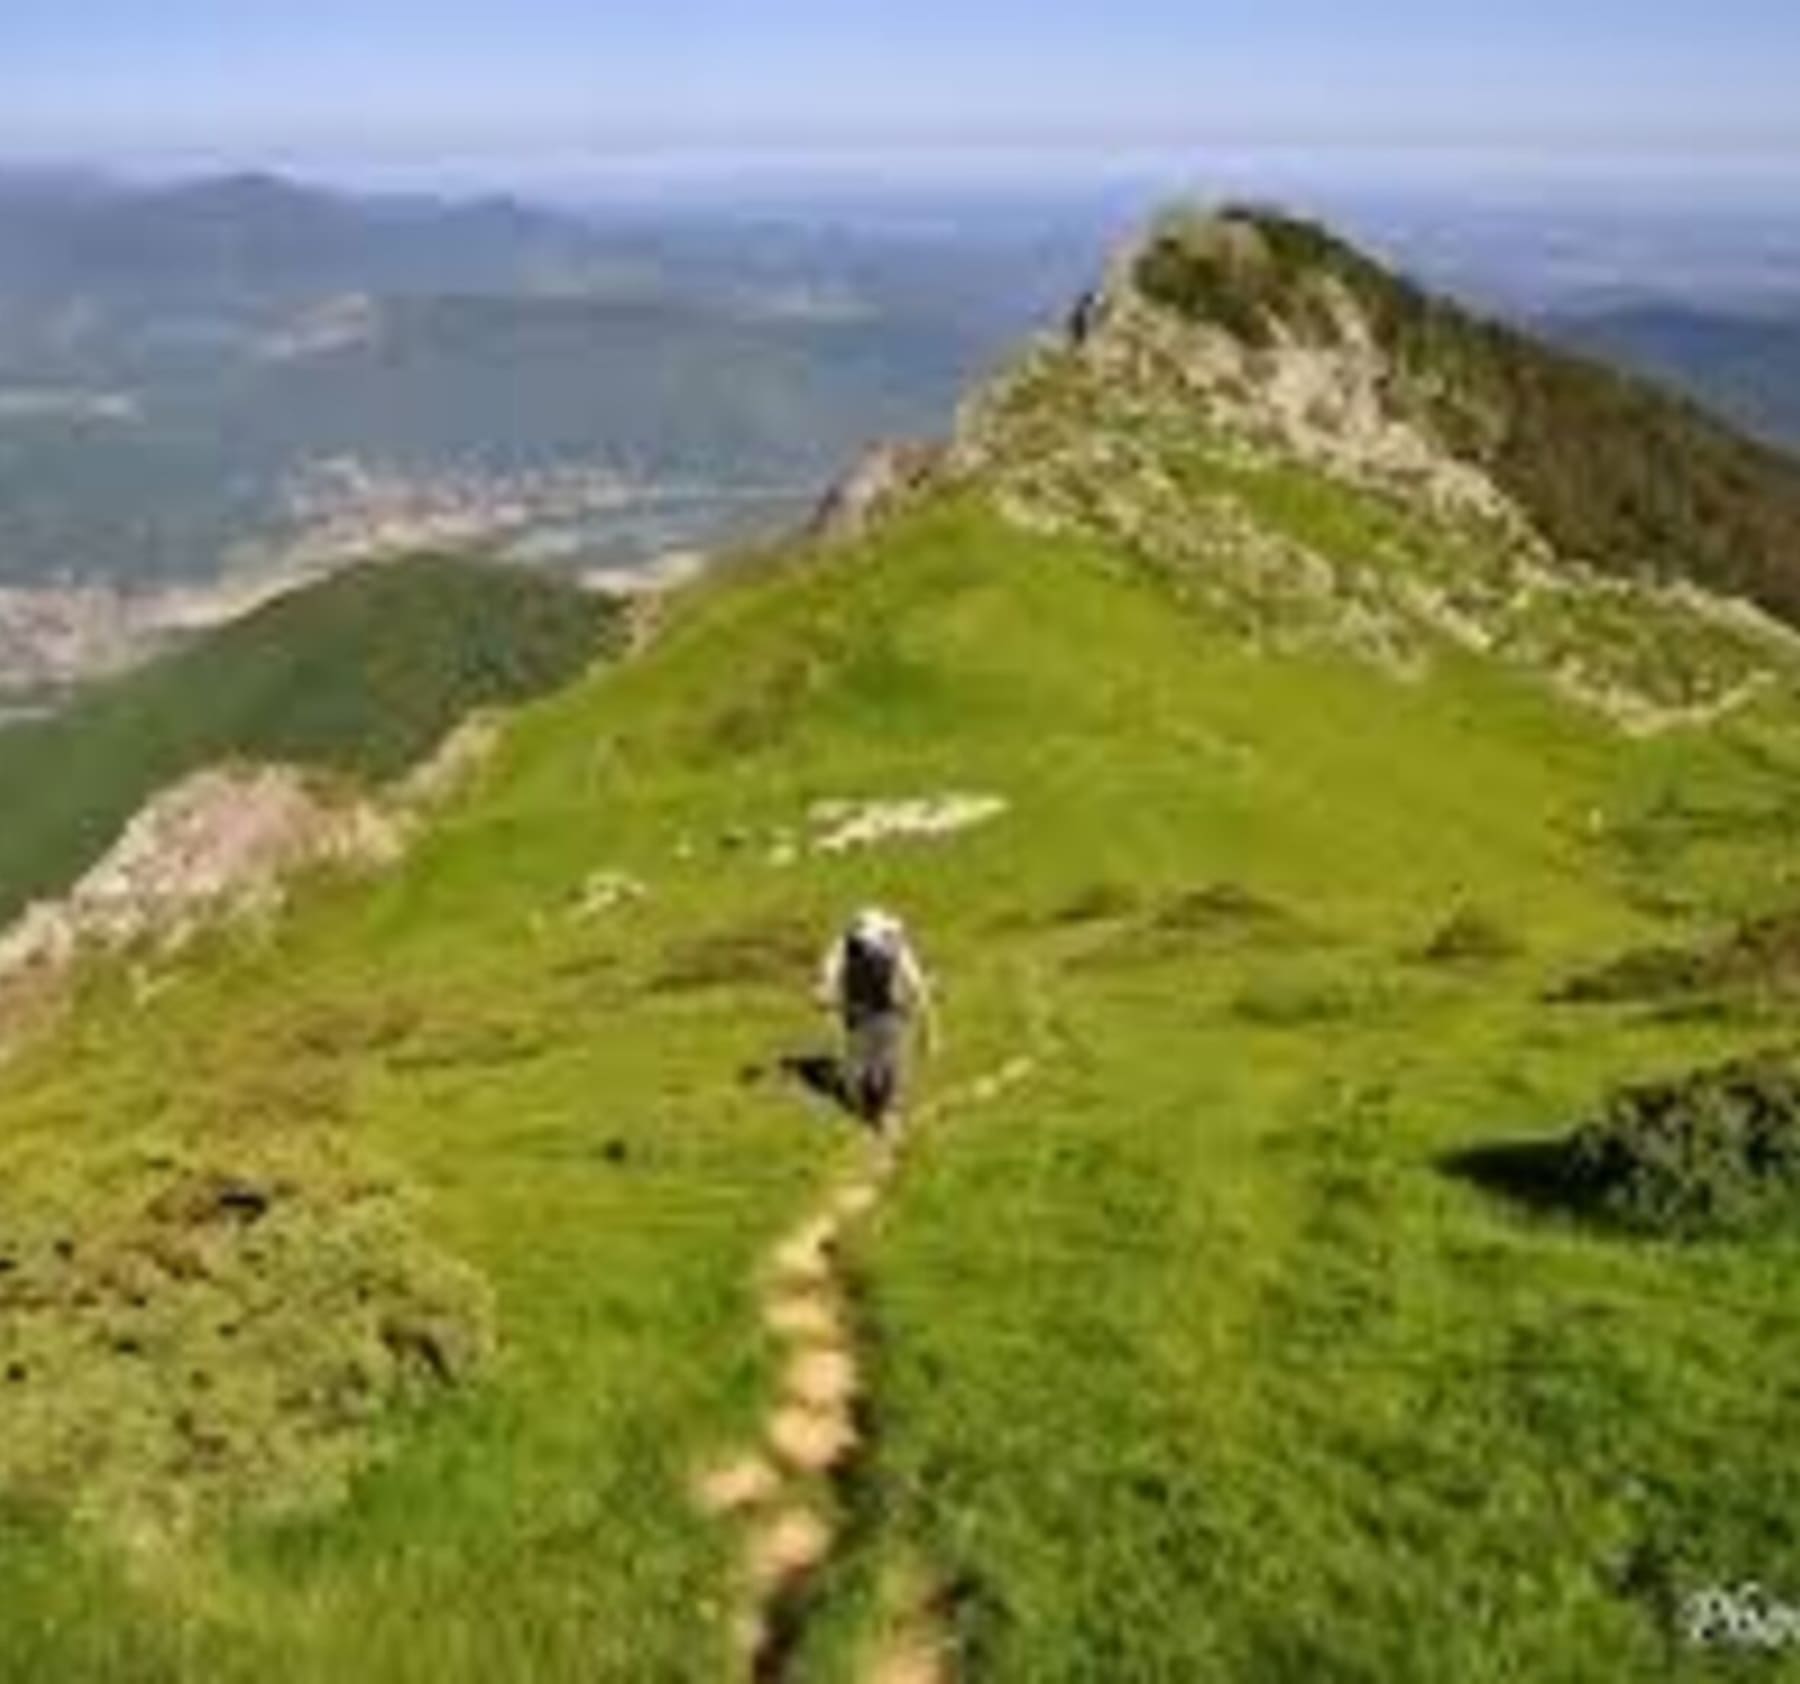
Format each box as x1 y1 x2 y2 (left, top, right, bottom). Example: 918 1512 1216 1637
9 213 1800 1680
5 485 1800 1678
0 556 622 922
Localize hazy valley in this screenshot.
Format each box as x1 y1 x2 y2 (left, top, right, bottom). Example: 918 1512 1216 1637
4 170 1800 704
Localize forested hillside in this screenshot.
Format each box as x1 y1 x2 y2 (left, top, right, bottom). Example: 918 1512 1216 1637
0 555 620 920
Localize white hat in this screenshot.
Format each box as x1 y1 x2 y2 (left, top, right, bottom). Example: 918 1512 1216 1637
851 906 904 947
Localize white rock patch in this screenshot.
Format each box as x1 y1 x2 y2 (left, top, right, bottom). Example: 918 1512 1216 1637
571 869 648 920
399 712 503 809
0 766 401 984
808 793 1008 854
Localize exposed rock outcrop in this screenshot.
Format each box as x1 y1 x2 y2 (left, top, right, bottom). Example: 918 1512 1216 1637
809 793 1009 854
1052 209 1518 518
811 440 945 544
397 711 504 809
0 765 402 986
937 205 1800 729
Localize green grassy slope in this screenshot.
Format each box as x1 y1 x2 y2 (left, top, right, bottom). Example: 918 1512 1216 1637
0 556 621 922
6 496 1800 1678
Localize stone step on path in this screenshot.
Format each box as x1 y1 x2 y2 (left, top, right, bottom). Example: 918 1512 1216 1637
691 1055 1035 1683
867 1583 958 1684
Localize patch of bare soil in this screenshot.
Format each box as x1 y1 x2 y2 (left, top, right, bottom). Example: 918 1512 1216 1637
866 1566 960 1684
693 1055 1035 1681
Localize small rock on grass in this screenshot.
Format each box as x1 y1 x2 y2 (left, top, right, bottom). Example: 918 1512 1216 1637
693 1454 783 1516
783 1346 859 1411
769 1216 837 1285
746 1505 834 1591
831 1180 881 1222
868 1639 951 1684
763 1290 844 1344
768 1402 859 1474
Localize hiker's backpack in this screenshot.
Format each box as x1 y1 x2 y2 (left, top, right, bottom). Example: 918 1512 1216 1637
841 932 900 1016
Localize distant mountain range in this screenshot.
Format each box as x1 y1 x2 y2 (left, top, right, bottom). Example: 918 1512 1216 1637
0 172 1107 595
1542 303 1800 448
1 166 1797 692
0 172 598 311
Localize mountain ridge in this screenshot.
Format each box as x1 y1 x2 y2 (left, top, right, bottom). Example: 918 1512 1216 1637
1121 207 1800 617
835 203 1800 733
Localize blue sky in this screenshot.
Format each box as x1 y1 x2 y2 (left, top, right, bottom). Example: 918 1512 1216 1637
5 1 1799 169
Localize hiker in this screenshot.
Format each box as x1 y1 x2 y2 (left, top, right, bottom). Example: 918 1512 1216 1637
817 908 936 1131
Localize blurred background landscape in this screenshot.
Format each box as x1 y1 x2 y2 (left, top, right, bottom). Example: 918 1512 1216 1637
2 159 1798 612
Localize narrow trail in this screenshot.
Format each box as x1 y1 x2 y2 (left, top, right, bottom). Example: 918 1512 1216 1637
693 1056 1036 1683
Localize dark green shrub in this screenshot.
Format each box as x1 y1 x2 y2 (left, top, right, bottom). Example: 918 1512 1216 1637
1229 974 1364 1026
1563 1054 1800 1237
1134 237 1276 349
1066 882 1305 974
1556 908 1800 1004
1555 944 1710 1004
1051 881 1143 925
1717 910 1800 991
1419 907 1520 966
1154 881 1291 937
650 916 818 994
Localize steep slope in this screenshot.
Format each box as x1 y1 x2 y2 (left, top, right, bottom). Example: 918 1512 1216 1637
1127 208 1800 620
945 206 1800 733
0 555 622 923
6 213 1800 1681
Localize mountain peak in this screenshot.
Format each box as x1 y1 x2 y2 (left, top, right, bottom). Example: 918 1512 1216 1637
149 169 343 220
941 202 1800 732
1127 205 1396 339
1084 202 1800 621
1059 205 1378 357
959 202 1518 536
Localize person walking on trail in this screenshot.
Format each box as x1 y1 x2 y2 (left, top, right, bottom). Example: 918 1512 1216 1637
818 908 936 1131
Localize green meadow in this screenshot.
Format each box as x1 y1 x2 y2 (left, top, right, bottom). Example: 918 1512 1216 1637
5 499 1800 1679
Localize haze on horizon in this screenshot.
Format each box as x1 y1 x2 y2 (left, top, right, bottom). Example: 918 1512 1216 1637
4 0 1799 193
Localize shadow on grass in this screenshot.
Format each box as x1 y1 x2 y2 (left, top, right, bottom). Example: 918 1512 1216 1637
781 1052 856 1113
741 1049 878 1133
1439 1138 1574 1217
